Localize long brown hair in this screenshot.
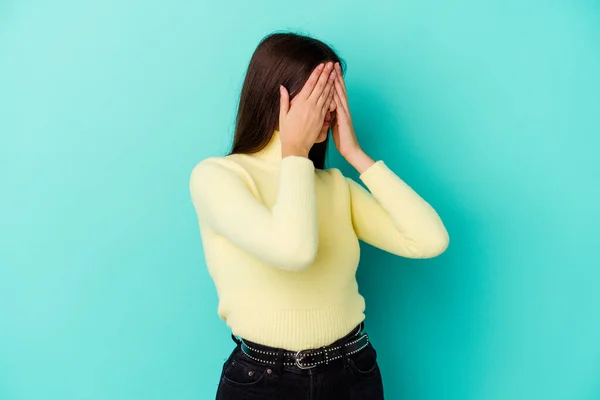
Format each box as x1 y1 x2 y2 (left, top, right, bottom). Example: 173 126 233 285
229 32 346 169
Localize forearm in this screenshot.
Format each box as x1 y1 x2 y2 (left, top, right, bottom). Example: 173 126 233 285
344 148 375 174
357 161 449 257
190 156 320 270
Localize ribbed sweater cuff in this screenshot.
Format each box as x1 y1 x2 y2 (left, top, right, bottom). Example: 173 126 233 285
277 156 315 210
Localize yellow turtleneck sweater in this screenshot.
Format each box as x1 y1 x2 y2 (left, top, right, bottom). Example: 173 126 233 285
189 129 449 351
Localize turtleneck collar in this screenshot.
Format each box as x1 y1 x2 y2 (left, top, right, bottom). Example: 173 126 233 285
249 129 282 164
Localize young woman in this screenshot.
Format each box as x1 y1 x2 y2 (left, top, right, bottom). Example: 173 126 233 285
189 32 449 400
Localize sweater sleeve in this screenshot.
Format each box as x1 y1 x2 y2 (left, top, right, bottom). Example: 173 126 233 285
346 160 449 258
189 156 319 271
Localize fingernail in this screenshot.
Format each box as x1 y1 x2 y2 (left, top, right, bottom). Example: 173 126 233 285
327 62 333 68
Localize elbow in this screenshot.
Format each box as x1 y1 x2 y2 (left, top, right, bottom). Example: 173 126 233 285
419 229 450 258
396 228 449 259
288 240 318 271
433 232 450 257
286 250 317 272
275 237 318 272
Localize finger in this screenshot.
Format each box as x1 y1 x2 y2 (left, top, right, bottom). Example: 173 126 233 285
334 62 347 96
328 97 337 112
309 62 334 101
323 79 335 112
322 82 335 113
334 78 349 114
333 90 349 121
317 72 336 109
279 85 289 125
298 63 325 99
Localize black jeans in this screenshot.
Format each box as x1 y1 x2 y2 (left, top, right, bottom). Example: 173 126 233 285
216 324 384 399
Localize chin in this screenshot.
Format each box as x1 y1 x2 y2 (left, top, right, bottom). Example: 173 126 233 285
314 128 329 144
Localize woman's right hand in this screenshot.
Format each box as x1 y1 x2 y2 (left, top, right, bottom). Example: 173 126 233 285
279 62 336 158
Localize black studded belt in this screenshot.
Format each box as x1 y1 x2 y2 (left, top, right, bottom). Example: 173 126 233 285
239 329 370 370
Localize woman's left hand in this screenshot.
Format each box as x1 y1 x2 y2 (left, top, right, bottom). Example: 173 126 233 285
330 62 376 174
331 62 361 159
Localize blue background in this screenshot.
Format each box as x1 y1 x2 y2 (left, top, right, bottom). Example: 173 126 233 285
1 0 599 399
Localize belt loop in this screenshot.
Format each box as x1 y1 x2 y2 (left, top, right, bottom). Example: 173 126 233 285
274 348 285 376
231 333 242 347
341 340 349 367
321 346 330 365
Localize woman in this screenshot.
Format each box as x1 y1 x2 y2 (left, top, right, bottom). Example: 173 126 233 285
189 32 449 400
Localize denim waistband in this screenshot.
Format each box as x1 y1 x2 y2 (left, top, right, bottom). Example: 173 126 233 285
232 321 365 353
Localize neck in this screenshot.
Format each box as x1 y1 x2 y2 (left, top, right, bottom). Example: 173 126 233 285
250 129 283 163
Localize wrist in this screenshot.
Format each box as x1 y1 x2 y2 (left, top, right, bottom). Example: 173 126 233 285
282 145 310 159
345 148 375 174
342 146 364 162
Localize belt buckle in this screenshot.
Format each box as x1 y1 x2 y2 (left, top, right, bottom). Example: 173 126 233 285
295 349 316 370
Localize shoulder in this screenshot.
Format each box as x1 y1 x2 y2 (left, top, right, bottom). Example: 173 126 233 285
189 155 255 194
191 155 248 181
320 166 353 180
318 167 370 199
316 166 353 189
317 166 340 177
